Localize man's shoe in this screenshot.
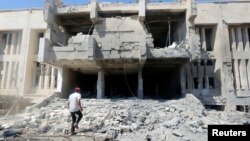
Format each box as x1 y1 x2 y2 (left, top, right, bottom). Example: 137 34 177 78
71 132 77 135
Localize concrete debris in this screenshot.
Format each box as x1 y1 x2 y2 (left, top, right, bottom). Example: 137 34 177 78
172 130 183 137
168 42 177 49
150 41 190 58
0 94 249 140
163 117 180 128
94 133 107 141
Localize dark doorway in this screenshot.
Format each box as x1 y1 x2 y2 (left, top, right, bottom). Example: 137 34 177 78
105 73 137 98
142 59 182 99
76 73 97 98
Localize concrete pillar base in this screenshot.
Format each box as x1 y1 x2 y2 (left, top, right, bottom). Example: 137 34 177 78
137 68 143 99
97 69 105 99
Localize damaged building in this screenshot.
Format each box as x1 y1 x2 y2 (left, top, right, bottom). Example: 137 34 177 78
0 0 250 111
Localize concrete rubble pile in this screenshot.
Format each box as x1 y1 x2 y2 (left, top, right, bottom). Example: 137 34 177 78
0 94 249 141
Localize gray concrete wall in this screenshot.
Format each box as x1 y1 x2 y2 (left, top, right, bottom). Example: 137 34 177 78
195 2 250 24
92 17 148 59
61 67 77 98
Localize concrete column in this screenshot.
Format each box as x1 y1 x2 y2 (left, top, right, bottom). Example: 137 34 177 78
6 61 14 89
97 69 105 99
239 59 248 90
244 27 249 51
12 61 19 88
5 62 11 88
10 62 16 88
56 67 63 92
195 27 200 50
234 59 241 90
197 60 202 89
19 11 33 95
7 33 12 55
50 67 56 89
90 0 98 23
0 34 2 54
180 66 186 96
10 33 17 55
247 60 250 90
204 60 209 89
14 32 18 54
217 14 235 110
1 62 8 89
39 64 45 89
223 63 236 111
16 32 22 55
212 60 218 88
44 65 51 89
13 32 18 55
137 68 143 99
4 33 10 55
230 28 237 53
236 27 244 52
201 28 206 51
186 64 193 90
195 27 199 34
0 62 2 87
138 0 146 22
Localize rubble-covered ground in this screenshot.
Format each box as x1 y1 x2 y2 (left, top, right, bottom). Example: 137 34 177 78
0 94 249 141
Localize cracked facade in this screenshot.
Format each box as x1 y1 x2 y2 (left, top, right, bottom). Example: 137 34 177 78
0 0 250 111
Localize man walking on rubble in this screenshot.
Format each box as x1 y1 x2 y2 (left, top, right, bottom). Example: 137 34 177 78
68 87 83 135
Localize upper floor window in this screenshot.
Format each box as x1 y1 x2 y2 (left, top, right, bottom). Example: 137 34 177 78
0 31 22 55
229 26 250 52
196 26 216 52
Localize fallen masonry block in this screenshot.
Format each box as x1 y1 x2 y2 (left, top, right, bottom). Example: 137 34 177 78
130 123 138 130
163 117 180 128
107 128 119 139
94 133 107 141
119 125 131 132
172 130 184 137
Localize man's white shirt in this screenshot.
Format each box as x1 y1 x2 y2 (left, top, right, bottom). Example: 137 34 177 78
68 92 81 112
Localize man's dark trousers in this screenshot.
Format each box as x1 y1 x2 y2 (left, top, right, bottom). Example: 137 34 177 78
70 110 82 133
